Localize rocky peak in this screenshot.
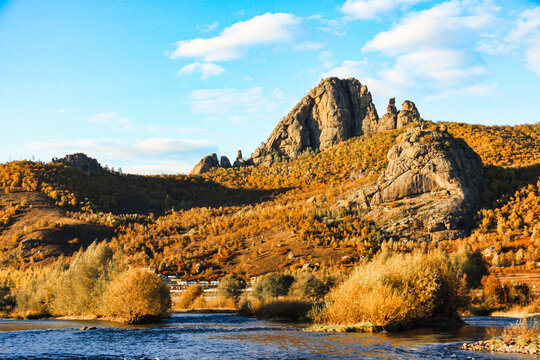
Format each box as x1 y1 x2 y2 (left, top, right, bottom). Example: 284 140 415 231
346 124 487 240
252 77 379 164
53 153 103 175
190 77 425 173
251 77 424 166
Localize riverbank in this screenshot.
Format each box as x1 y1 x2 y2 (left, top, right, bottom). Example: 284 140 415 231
461 317 540 356
307 316 465 333
461 337 540 355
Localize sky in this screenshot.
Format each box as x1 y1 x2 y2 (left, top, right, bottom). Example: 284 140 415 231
1 0 539 174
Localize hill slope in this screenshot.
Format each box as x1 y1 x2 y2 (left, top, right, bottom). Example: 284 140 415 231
0 78 539 281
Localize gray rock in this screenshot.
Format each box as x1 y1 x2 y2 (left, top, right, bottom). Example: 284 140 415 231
252 77 380 163
190 153 220 175
220 156 231 168
52 153 104 175
251 77 424 166
348 125 488 239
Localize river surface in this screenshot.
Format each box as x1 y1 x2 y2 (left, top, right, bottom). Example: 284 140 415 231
0 314 538 359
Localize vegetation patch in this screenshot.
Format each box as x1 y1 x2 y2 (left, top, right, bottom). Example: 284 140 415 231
462 318 540 355
313 250 469 331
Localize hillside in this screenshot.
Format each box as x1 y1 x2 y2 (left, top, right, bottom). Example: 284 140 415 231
0 78 539 285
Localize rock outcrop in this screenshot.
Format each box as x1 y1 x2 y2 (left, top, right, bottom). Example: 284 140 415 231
52 153 103 175
190 77 424 174
190 153 220 175
376 98 422 132
251 77 422 165
347 124 488 240
190 151 252 175
252 77 378 163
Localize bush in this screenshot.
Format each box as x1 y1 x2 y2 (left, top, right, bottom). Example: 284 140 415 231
217 274 246 302
104 268 171 324
450 244 487 288
288 272 335 300
253 273 294 299
0 286 15 313
239 297 313 322
319 250 467 329
50 242 125 316
175 285 204 309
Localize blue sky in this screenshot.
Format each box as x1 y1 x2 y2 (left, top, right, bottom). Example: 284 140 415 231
1 0 539 174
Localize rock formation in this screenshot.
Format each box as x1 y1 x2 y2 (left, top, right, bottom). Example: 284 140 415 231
190 153 220 175
190 151 252 175
251 77 422 165
53 153 103 175
377 98 422 132
252 77 378 163
220 156 231 168
346 124 488 240
190 77 424 173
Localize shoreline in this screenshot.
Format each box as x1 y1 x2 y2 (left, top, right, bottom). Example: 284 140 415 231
461 339 540 355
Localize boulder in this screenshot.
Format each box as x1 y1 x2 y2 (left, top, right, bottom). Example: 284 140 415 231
378 98 398 131
348 125 488 240
220 156 231 168
190 153 220 175
397 100 422 128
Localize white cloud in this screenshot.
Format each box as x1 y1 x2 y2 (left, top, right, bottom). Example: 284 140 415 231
177 62 225 79
323 60 400 99
170 13 300 62
341 0 427 20
293 41 324 51
363 1 494 55
87 112 131 126
188 86 285 120
506 7 540 44
525 33 540 76
323 60 367 79
360 0 496 96
29 138 211 159
199 21 219 33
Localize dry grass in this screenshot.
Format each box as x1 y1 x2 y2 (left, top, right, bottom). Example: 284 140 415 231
463 318 540 355
239 297 313 322
318 250 466 330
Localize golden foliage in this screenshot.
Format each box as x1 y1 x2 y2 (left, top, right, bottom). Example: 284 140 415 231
104 268 171 323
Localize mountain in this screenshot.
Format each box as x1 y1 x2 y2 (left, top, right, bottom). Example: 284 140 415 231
0 78 539 283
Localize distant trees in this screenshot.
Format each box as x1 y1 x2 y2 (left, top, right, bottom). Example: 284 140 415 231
253 273 294 299
217 274 246 302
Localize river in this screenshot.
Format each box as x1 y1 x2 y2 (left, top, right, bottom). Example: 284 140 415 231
0 314 537 359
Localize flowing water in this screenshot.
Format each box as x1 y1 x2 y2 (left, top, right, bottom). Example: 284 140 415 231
0 314 537 359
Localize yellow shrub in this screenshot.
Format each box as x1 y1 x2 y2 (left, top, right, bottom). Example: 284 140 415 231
104 268 171 324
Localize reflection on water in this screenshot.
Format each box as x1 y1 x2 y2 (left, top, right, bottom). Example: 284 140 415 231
0 314 537 360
